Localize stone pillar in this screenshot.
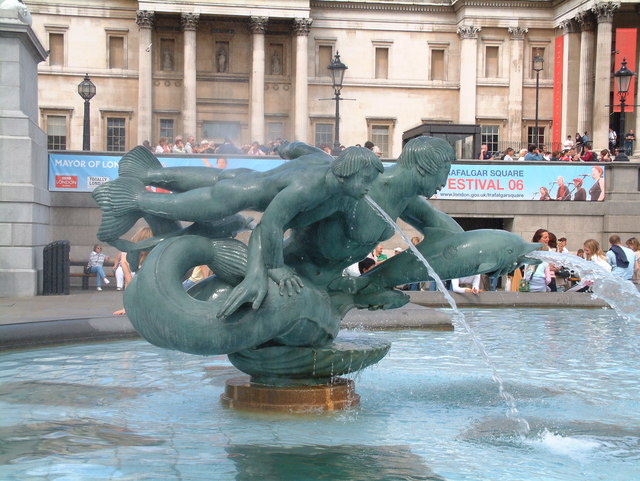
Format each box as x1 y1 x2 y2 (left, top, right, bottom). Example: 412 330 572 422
181 13 199 140
293 18 312 142
591 2 619 150
0 16 50 296
249 17 268 144
507 27 527 144
136 10 154 145
457 25 480 124
575 11 596 139
559 19 581 139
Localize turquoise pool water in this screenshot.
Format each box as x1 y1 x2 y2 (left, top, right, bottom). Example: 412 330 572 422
1 308 638 480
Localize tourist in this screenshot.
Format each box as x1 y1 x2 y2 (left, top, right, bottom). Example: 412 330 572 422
613 147 629 161
87 244 110 291
524 144 543 161
517 148 528 161
523 252 551 292
575 132 583 153
185 135 196 153
562 135 574 151
502 147 515 161
572 178 586 201
142 140 153 152
580 144 594 162
589 166 605 201
576 248 585 259
582 131 591 150
358 258 376 274
199 139 216 154
112 251 125 291
155 137 170 154
606 234 636 281
372 244 387 264
557 237 570 254
183 265 213 290
247 141 265 156
608 128 617 152
172 136 186 153
451 275 482 294
625 237 640 287
113 227 153 315
583 239 611 272
624 129 635 156
598 149 611 162
478 144 493 160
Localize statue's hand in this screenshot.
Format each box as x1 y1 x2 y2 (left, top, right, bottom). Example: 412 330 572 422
218 271 268 319
268 266 304 296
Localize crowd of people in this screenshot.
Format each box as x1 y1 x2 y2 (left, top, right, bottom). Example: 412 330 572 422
518 229 640 293
483 129 635 163
147 135 288 157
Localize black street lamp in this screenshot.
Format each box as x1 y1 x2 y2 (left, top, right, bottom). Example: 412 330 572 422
532 55 544 148
77 74 96 151
327 52 348 156
613 58 634 151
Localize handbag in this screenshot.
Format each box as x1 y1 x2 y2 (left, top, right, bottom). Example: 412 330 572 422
84 264 91 274
518 278 530 292
556 267 571 279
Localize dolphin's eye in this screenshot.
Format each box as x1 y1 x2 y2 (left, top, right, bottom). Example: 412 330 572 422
507 249 513 255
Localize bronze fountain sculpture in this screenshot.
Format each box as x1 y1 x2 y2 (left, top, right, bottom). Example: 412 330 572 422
93 136 537 410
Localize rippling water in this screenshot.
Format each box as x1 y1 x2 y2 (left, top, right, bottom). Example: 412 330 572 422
1 308 639 481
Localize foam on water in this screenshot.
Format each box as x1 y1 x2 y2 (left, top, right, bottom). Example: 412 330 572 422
531 429 601 459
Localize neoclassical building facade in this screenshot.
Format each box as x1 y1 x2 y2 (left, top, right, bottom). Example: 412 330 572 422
31 0 639 158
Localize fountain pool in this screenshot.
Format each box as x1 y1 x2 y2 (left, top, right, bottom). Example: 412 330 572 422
1 307 639 481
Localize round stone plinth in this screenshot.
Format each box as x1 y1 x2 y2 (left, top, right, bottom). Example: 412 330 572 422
220 376 360 412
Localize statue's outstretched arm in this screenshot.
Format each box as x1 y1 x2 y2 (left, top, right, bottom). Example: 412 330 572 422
277 141 331 160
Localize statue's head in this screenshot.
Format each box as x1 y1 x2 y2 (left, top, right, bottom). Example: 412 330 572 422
397 136 454 196
332 147 384 198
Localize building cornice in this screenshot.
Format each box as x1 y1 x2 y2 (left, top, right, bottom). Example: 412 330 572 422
310 1 452 13
451 0 552 9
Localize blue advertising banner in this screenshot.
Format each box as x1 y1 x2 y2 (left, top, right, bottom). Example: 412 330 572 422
435 163 606 201
48 153 286 192
49 153 606 201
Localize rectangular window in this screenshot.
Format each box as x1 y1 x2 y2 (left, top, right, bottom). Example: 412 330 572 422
202 121 241 142
371 125 389 157
430 49 445 81
527 126 545 147
46 115 67 150
318 45 333 77
159 119 174 142
485 46 499 78
375 48 388 79
481 125 499 153
49 33 64 66
109 36 125 69
106 117 126 152
267 122 284 142
315 122 333 148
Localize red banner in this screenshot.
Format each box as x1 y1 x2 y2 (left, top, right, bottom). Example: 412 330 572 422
552 36 564 147
614 28 637 113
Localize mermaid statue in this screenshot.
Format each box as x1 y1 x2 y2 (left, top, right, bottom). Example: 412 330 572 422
93 137 538 384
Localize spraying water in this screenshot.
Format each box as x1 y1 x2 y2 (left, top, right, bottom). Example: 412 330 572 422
527 250 640 322
363 195 531 435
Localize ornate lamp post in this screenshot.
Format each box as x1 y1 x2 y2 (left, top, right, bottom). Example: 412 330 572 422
327 52 347 156
77 74 96 151
613 58 634 151
532 55 544 148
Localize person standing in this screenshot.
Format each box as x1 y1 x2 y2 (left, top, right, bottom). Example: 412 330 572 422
608 128 617 151
572 177 586 201
606 235 636 281
625 237 640 287
87 244 110 291
624 130 635 156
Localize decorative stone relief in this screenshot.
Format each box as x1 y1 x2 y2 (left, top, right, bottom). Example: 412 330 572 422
181 13 200 31
293 18 312 36
457 25 481 40
249 16 268 34
135 10 154 29
508 26 528 40
558 19 579 34
591 2 620 23
575 11 596 32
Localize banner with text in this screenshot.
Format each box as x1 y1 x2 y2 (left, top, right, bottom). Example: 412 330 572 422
48 153 286 192
435 164 606 201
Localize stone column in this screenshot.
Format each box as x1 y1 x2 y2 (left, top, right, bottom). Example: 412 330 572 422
293 18 312 142
575 11 596 139
558 19 581 139
249 17 268 144
136 10 154 145
507 27 527 144
591 2 619 150
0 17 50 296
181 13 199 140
457 25 480 124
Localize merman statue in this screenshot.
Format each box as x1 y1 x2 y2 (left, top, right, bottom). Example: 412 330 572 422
93 137 538 385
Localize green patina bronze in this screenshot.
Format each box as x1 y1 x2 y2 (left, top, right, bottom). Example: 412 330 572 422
93 137 538 384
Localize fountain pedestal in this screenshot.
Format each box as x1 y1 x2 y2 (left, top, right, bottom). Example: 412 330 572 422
221 376 359 412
